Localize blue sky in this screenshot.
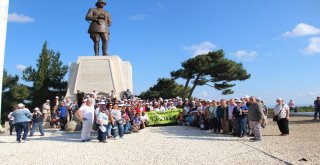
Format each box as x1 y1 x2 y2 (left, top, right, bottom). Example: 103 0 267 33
4 0 320 106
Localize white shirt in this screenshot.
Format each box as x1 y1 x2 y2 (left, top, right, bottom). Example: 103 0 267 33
184 106 190 114
111 109 122 120
274 104 289 119
79 105 95 121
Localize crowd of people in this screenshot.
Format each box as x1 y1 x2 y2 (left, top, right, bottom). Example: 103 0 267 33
8 88 320 143
176 96 270 141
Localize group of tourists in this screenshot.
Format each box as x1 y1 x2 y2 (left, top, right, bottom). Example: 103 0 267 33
176 96 290 141
9 88 320 143
7 89 149 143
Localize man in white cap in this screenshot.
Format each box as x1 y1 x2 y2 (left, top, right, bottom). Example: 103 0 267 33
42 100 51 122
30 107 45 136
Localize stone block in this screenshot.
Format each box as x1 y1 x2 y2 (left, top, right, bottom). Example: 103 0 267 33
65 121 82 132
66 56 133 100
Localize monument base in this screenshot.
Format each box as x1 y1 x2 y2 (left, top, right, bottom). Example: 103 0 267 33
66 55 133 100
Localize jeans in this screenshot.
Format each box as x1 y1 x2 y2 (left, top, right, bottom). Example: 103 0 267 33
15 122 29 142
30 122 44 136
314 108 320 119
237 117 247 136
124 121 131 133
97 124 108 141
107 123 112 137
112 121 124 138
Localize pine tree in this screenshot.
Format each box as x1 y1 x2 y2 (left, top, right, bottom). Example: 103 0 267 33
23 41 68 107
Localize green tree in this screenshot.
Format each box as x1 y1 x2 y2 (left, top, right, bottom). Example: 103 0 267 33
171 50 250 98
23 41 68 107
139 78 190 99
1 69 30 123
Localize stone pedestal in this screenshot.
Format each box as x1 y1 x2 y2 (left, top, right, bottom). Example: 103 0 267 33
66 56 133 99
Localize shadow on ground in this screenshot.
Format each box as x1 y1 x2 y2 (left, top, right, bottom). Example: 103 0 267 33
4 129 99 143
150 125 248 142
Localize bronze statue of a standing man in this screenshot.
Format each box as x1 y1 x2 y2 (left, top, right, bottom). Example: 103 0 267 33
86 0 112 56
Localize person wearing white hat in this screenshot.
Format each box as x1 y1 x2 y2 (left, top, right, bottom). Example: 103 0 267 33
96 101 110 143
233 100 248 137
273 98 290 136
30 107 45 136
42 100 51 122
10 103 32 143
111 102 125 139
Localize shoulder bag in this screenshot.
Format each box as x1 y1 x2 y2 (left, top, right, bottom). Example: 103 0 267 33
273 105 283 122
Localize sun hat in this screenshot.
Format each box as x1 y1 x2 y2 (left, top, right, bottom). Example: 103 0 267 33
99 101 106 105
276 98 283 101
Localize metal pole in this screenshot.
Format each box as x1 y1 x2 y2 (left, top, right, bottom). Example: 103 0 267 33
0 0 9 125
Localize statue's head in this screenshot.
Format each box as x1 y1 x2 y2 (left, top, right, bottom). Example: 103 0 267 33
96 0 107 7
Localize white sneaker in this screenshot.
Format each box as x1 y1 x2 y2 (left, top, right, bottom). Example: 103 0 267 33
114 136 120 140
120 137 124 139
206 130 213 133
21 140 26 143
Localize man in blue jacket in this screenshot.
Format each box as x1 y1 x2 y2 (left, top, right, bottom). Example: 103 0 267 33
57 101 68 130
11 103 32 143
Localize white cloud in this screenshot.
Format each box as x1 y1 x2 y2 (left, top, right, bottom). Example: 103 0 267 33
282 23 320 37
16 64 27 71
234 50 257 60
8 12 34 23
302 37 320 55
184 41 216 57
128 14 146 21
